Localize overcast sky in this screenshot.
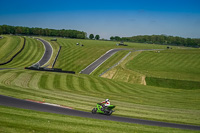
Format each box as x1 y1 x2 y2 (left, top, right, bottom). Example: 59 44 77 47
0 0 200 39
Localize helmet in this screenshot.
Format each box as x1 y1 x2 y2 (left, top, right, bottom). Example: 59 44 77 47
105 99 109 102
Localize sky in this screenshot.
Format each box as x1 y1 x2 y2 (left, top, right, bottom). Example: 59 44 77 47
0 0 200 39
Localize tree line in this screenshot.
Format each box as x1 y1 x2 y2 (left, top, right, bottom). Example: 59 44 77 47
0 25 87 39
110 35 200 47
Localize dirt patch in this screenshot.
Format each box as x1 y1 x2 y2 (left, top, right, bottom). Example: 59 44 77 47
101 69 117 79
141 76 146 85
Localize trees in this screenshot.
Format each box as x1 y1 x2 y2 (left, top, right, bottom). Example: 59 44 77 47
0 27 2 35
0 25 87 39
110 36 114 40
89 34 94 39
109 35 199 47
95 35 100 40
77 33 85 39
110 36 120 41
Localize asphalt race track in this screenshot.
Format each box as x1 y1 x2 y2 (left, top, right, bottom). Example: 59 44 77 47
36 38 53 66
80 48 129 74
0 95 200 130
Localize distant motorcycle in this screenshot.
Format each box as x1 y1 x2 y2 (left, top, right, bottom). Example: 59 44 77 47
92 103 115 116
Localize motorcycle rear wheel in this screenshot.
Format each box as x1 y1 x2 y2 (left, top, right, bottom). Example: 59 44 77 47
92 108 97 114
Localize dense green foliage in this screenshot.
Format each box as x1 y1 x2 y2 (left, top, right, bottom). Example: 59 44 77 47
89 34 94 39
0 25 87 39
110 35 200 47
95 34 100 40
1 106 194 133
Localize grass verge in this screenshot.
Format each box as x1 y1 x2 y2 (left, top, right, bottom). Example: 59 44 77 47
0 105 197 133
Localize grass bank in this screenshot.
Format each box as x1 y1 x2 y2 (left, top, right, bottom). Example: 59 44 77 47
146 77 200 89
0 35 24 64
126 49 200 82
0 106 197 133
50 37 170 72
0 37 44 68
0 69 199 125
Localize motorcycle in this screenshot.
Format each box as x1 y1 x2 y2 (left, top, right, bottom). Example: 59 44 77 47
92 103 115 116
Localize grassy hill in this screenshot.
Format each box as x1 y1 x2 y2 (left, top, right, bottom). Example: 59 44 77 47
101 49 200 88
0 36 44 68
45 37 170 72
0 35 24 64
125 49 200 89
0 69 199 125
0 36 200 132
126 49 200 81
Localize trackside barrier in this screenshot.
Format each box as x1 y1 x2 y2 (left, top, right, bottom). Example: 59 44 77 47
25 67 75 74
0 37 26 65
52 46 62 68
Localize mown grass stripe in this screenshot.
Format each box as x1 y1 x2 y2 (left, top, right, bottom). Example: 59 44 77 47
65 74 75 91
29 72 42 90
53 74 61 90
39 74 48 89
0 36 23 64
0 37 44 68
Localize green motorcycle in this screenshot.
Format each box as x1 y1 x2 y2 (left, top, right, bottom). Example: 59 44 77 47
92 103 115 116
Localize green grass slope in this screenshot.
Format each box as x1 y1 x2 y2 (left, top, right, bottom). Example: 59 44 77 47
0 37 44 68
54 38 113 72
1 106 195 133
125 49 200 89
0 69 199 125
1 36 199 131
0 35 24 64
126 49 200 81
51 37 170 72
100 51 147 84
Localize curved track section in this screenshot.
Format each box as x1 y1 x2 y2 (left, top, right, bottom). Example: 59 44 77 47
0 95 199 130
36 38 53 66
80 49 129 74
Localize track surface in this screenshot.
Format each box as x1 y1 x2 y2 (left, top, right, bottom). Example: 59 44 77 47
0 95 200 130
36 38 52 66
80 49 129 74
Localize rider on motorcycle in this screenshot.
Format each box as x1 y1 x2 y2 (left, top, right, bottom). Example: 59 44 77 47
101 99 110 111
